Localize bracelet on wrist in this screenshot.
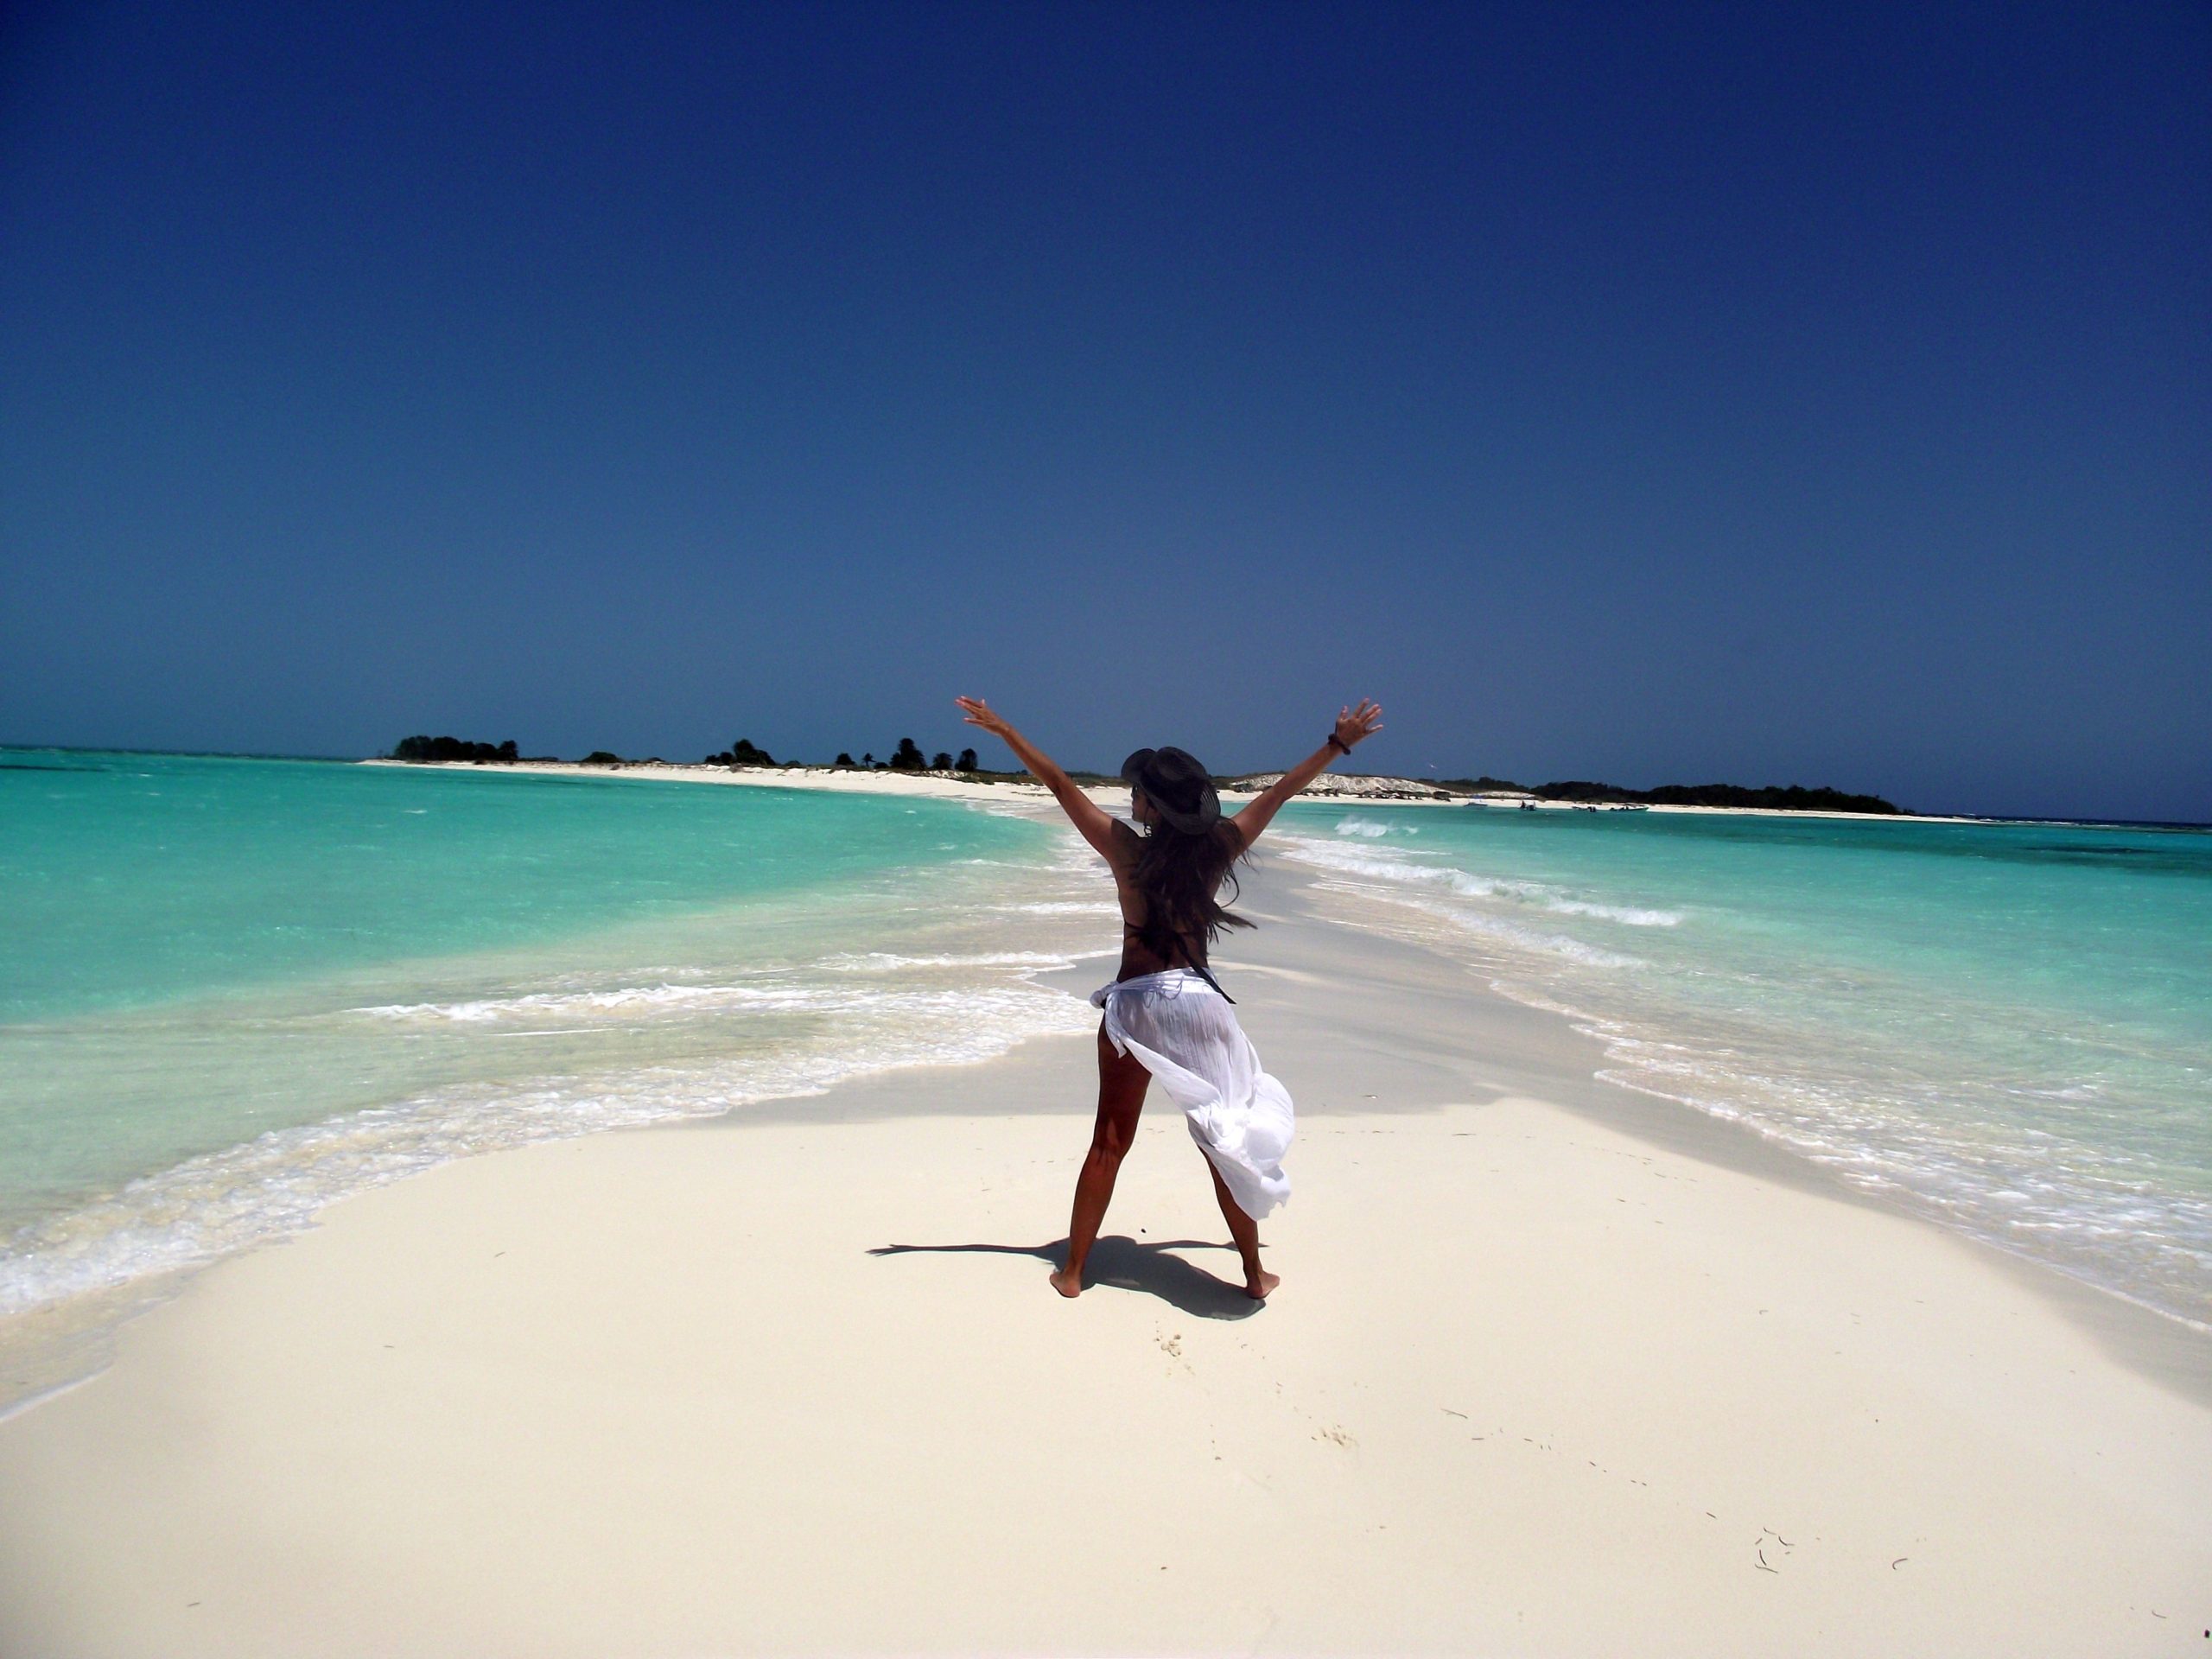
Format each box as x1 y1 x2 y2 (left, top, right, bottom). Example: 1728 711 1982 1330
1326 734 1352 757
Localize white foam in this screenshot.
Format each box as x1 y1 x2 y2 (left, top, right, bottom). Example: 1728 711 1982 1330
824 950 1076 972
353 982 847 1022
1284 842 1640 968
1 824 1127 1325
0 980 1096 1320
1544 898 1683 927
1285 836 1681 927
1287 831 2212 1330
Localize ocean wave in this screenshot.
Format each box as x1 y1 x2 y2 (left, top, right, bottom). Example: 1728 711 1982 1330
1587 1051 2212 1332
347 948 1088 1024
1513 1006 2212 1332
1544 897 1685 927
824 950 1077 972
1332 814 1423 839
1283 838 1680 931
0 981 1096 1320
1278 819 2212 1330
353 982 849 1022
1385 891 1642 969
0 763 1123 1387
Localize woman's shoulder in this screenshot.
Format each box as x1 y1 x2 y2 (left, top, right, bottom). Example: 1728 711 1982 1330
1102 816 1143 876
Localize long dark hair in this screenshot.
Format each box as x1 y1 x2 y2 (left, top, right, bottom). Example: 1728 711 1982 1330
1127 813 1253 963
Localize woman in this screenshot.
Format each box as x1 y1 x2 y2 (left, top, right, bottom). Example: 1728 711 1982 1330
954 696 1385 1300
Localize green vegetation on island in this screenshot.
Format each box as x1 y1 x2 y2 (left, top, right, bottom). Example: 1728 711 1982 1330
385 735 1897 814
1432 775 1902 814
393 732 991 775
828 741 977 772
702 739 775 766
390 735 524 763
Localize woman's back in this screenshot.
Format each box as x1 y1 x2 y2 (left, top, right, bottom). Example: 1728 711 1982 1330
1106 817 1249 982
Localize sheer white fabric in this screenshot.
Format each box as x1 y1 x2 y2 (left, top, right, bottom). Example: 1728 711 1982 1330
1090 969 1294 1219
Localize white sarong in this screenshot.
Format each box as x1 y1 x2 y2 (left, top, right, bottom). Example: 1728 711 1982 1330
1090 969 1294 1220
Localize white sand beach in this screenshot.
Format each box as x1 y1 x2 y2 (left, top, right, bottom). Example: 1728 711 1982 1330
358 756 1433 809
359 758 1985 821
1 855 2205 1656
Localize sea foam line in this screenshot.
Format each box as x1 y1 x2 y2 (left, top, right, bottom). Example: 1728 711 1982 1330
1293 830 1682 927
0 978 1095 1320
1281 841 1645 968
1287 833 2212 1332
353 982 849 1022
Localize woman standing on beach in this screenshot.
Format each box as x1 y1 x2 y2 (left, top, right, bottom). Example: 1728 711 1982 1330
955 696 1384 1300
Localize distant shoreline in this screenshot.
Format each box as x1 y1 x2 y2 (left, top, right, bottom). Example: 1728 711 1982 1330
356 757 1987 823
9 746 2133 824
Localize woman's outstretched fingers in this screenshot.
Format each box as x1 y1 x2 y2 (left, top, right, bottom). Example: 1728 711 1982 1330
954 696 1010 737
1333 698 1383 749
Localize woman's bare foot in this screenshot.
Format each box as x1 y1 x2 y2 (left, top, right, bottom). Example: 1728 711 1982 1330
1049 1265 1084 1298
1245 1268 1280 1300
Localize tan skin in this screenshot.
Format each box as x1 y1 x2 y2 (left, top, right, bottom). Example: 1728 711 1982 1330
955 696 1384 1300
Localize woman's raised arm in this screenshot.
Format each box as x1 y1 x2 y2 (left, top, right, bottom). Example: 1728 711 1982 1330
954 696 1122 861
1231 699 1384 848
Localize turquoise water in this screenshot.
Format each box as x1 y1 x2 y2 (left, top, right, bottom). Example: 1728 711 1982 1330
1 753 1103 1328
10 754 2206 1358
3 752 1024 1023
1277 802 2212 1328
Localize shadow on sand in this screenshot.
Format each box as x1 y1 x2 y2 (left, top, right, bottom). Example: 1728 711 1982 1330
869 1236 1263 1319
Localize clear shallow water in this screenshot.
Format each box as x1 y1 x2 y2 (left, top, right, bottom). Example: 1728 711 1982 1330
1276 802 2212 1329
1 753 1109 1330
11 754 2206 1368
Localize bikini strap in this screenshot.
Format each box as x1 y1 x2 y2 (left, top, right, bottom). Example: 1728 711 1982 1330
1175 926 1235 1003
1186 960 1235 1003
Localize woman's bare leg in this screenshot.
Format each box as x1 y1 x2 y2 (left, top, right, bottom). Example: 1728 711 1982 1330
1205 1155 1280 1300
1052 1027 1150 1297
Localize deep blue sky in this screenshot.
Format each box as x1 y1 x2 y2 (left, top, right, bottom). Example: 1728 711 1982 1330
3 3 2206 819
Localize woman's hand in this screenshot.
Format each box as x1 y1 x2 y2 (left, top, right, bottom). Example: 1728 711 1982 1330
953 696 1121 861
955 696 1016 741
1231 696 1386 848
1333 698 1384 750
